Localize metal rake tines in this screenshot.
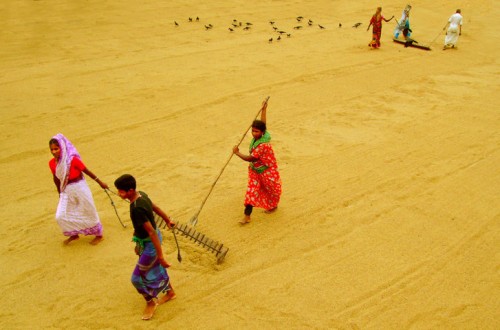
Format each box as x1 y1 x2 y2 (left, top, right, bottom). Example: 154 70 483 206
157 217 228 263
176 223 229 264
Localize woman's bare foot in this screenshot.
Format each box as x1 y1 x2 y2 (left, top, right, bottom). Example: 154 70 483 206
63 235 79 245
239 215 251 225
90 236 104 245
157 290 177 305
264 207 278 214
142 300 158 320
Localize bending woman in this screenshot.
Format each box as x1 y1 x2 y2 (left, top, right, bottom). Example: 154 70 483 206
394 4 411 39
443 9 463 50
233 100 282 225
49 133 108 245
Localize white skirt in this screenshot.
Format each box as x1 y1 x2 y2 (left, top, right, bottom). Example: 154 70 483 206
56 179 103 236
445 26 460 46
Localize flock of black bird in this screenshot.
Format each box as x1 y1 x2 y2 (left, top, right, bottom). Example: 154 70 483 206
173 16 364 43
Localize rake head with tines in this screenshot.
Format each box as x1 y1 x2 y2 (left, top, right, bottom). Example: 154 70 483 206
157 218 228 264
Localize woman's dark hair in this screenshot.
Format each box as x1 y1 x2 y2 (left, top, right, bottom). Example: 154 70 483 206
114 174 136 191
49 138 59 146
252 120 266 132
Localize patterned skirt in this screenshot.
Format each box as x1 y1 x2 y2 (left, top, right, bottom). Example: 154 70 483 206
131 231 171 301
244 167 282 211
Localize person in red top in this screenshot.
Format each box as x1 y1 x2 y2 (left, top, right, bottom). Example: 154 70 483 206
233 100 282 224
367 7 394 48
49 133 108 245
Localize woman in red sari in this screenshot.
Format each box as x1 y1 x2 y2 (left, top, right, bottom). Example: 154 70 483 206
367 7 394 48
233 100 282 225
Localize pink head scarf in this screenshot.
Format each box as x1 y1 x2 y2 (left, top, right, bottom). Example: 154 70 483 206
52 133 81 192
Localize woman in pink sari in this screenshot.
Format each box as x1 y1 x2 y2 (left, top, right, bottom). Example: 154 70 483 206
367 7 394 48
233 100 282 224
48 133 108 245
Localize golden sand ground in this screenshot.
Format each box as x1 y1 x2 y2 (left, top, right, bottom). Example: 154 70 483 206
1 1 498 328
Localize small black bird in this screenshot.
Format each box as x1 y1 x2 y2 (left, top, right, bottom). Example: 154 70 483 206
308 21 313 26
287 33 291 38
293 26 303 30
228 28 234 32
205 25 211 30
243 26 251 30
188 17 192 22
269 38 273 43
196 17 199 21
273 26 278 31
308 19 313 23
352 22 362 28
319 24 325 29
174 21 179 26
277 35 281 41
278 30 286 34
246 22 253 25
339 23 342 28
232 23 238 27
269 21 275 25
296 16 303 22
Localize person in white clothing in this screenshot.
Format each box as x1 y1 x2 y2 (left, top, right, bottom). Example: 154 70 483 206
394 4 412 39
443 9 463 49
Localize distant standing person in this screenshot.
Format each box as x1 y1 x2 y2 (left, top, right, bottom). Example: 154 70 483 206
394 4 412 39
114 174 176 320
367 7 394 48
443 9 463 50
233 99 282 225
49 133 108 245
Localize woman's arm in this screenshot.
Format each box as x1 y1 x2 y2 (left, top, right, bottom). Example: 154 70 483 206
143 221 170 268
233 146 257 162
152 203 175 228
367 16 374 31
53 175 61 194
82 167 109 189
384 16 394 22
